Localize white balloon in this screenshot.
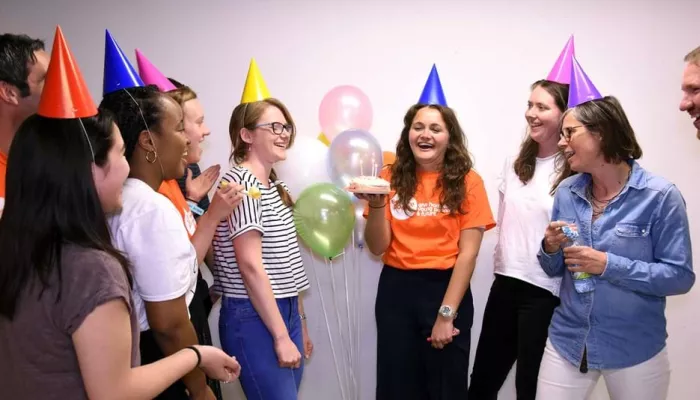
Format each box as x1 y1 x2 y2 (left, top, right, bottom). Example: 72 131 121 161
276 136 332 198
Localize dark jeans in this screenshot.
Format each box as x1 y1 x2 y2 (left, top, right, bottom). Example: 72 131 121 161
469 274 560 400
219 296 304 400
375 265 473 400
140 276 223 399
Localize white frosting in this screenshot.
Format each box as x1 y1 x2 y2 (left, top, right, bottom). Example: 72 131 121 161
350 176 390 188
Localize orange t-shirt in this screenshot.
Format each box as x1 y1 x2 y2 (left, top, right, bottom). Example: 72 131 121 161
0 151 7 218
364 167 496 270
157 179 197 239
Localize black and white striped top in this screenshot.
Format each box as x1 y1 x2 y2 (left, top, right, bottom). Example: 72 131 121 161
211 166 310 298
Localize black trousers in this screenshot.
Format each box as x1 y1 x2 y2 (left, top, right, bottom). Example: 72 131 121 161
468 274 560 400
376 265 473 400
140 275 223 400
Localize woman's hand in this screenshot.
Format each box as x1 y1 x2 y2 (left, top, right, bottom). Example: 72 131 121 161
208 182 245 222
274 336 302 368
428 318 460 350
564 246 607 275
302 320 313 360
543 221 574 254
186 165 221 202
195 345 241 383
354 193 387 209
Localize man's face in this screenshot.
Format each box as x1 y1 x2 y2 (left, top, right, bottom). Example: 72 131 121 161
680 61 700 140
16 49 49 121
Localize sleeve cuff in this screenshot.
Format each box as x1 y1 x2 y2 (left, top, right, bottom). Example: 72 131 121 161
600 252 624 281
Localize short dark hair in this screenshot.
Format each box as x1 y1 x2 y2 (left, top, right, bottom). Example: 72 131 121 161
0 111 131 319
0 33 45 97
98 85 167 161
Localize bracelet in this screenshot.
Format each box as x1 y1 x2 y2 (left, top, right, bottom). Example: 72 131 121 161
186 345 201 367
369 203 386 209
299 313 307 321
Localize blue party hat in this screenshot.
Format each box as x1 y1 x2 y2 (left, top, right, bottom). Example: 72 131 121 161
103 30 143 95
418 64 447 106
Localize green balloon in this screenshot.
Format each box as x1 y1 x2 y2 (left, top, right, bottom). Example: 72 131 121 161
293 183 356 259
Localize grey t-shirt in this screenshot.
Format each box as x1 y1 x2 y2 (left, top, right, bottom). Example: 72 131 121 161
0 245 140 399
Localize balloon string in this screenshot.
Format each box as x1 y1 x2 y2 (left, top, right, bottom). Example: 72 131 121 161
342 252 357 400
329 258 353 399
352 240 362 399
312 256 346 400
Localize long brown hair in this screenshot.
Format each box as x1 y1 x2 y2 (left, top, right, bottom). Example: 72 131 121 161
228 98 296 207
514 79 572 189
391 104 473 215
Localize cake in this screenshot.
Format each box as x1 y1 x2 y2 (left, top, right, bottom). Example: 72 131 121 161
347 176 391 194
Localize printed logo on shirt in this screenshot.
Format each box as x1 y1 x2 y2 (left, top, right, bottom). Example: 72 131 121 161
390 194 450 219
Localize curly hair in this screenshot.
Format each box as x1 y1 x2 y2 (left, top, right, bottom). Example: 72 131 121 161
391 104 473 215
98 85 166 161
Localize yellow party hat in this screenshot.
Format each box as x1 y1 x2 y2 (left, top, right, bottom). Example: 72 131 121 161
241 58 271 103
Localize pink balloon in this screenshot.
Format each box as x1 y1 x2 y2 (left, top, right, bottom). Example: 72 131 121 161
319 85 373 141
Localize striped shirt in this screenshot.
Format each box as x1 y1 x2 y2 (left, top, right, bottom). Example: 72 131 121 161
211 166 310 298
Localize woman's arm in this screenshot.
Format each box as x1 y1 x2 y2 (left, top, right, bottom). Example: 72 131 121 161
363 195 391 255
232 231 301 367
74 300 219 400
144 297 209 397
440 228 484 313
191 184 244 264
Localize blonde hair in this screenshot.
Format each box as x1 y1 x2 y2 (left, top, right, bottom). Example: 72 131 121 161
166 85 197 106
684 46 700 65
228 98 296 207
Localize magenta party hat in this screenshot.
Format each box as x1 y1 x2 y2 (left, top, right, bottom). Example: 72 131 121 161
546 35 575 84
103 30 143 95
135 49 176 92
568 56 602 108
418 64 447 106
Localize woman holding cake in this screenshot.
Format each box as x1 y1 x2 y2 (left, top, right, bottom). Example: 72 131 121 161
468 54 573 399
358 70 496 399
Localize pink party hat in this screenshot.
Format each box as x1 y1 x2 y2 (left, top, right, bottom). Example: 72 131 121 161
135 49 176 92
568 56 602 108
547 35 575 84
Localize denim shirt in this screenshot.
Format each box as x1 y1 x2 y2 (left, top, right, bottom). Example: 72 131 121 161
538 161 694 370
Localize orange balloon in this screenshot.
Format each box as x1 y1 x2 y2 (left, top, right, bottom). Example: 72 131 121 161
383 151 396 166
38 26 97 119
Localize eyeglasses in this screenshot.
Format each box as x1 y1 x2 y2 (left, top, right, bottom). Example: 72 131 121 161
560 125 587 141
253 122 294 136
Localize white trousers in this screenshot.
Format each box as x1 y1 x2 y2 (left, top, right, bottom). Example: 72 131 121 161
536 339 670 400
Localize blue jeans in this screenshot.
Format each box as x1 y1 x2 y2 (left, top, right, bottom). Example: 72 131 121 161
219 296 304 400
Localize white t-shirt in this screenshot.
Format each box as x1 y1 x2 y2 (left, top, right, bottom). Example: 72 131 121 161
493 154 562 296
108 178 198 331
211 166 310 299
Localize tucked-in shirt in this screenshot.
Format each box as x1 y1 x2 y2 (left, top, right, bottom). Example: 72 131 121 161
494 154 561 295
363 167 496 270
109 178 198 331
0 246 140 399
211 166 310 298
538 161 695 369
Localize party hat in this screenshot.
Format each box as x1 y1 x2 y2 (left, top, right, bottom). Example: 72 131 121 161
418 64 447 106
547 35 575 84
37 26 97 119
103 30 144 95
241 58 271 103
568 56 602 108
135 49 176 92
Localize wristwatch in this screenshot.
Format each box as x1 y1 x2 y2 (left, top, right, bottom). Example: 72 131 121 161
438 305 457 319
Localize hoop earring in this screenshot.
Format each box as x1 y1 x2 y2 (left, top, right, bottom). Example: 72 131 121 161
145 150 157 164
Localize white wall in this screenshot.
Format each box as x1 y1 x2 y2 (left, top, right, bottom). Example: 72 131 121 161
2 0 698 398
